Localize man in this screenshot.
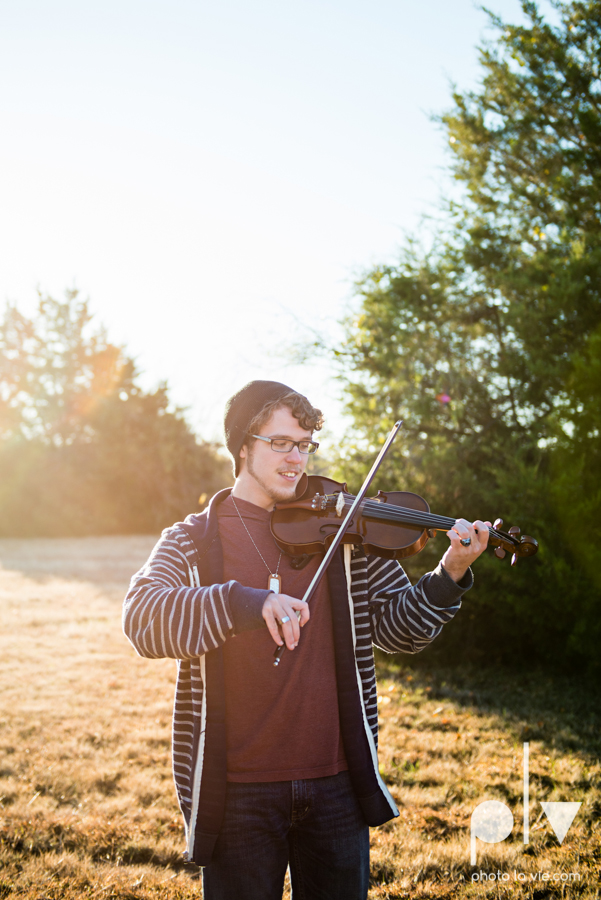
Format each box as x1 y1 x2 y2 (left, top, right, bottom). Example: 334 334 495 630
123 380 490 900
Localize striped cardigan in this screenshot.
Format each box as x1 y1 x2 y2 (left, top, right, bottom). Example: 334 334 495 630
123 487 471 865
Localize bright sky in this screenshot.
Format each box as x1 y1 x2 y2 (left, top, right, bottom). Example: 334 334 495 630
0 0 546 444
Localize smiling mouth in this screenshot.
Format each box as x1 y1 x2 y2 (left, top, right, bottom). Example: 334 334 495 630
278 470 300 481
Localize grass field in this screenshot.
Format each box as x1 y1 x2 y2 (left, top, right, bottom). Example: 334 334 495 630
0 536 599 899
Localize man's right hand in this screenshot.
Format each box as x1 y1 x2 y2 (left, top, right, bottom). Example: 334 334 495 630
262 593 310 651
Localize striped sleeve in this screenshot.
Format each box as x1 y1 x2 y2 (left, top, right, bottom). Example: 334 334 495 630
366 556 471 654
123 526 268 659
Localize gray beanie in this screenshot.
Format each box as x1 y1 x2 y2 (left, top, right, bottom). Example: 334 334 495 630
224 380 296 475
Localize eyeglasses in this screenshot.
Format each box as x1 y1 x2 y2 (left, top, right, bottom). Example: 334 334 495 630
248 433 319 454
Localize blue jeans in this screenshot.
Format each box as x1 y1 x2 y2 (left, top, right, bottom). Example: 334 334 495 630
202 771 370 900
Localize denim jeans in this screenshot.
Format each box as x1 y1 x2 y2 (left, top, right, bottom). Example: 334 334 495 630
202 770 370 900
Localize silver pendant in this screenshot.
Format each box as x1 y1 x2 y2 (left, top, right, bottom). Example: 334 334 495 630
268 574 282 593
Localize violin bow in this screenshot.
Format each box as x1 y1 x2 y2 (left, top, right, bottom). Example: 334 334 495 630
273 420 403 667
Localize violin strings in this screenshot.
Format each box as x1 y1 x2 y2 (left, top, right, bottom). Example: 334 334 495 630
335 495 455 529
357 500 509 542
330 495 513 545
362 499 455 529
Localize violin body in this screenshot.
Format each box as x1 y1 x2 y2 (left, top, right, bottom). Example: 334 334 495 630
271 474 538 564
272 475 433 560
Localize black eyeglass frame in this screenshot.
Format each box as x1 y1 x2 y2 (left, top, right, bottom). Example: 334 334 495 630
247 433 319 454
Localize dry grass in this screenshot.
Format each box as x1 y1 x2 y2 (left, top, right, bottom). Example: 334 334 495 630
0 537 599 899
372 658 600 898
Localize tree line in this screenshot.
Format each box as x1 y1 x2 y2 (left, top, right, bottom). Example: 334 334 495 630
0 291 230 536
310 0 601 675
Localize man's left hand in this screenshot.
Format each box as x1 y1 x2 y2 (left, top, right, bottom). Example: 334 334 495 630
442 518 491 583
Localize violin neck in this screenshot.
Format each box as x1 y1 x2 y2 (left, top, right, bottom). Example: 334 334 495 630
359 497 510 545
360 498 456 532
322 493 508 545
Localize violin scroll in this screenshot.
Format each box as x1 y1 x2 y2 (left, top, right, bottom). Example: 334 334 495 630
488 518 538 565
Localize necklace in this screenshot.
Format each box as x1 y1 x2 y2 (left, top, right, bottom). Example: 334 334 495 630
231 495 283 594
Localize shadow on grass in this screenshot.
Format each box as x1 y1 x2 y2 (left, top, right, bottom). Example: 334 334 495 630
375 651 601 759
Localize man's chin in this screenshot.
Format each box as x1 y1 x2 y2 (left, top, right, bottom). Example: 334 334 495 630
269 481 298 503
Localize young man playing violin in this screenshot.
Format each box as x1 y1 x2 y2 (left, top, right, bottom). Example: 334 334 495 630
123 380 491 900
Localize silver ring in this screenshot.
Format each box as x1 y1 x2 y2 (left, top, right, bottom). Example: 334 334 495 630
460 537 472 547
280 615 290 624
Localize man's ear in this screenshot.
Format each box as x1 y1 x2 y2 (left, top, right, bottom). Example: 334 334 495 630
238 443 248 467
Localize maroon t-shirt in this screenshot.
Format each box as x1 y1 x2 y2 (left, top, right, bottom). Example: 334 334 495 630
217 494 347 782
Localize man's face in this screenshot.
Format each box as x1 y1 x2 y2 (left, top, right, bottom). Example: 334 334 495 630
238 405 312 508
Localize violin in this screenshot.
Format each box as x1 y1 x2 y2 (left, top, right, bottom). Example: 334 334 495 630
271 474 538 565
270 421 537 667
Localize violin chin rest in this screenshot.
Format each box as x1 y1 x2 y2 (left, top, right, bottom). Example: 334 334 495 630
295 473 310 499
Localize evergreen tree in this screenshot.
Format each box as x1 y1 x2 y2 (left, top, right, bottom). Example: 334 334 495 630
325 0 601 673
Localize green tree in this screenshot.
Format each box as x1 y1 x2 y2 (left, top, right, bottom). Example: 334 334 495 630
320 0 601 673
0 291 230 535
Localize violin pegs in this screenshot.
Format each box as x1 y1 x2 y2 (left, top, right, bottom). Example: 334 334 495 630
508 525 521 536
493 518 503 530
494 547 506 559
511 553 518 566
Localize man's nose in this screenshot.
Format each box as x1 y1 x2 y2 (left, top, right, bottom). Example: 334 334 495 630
285 445 303 463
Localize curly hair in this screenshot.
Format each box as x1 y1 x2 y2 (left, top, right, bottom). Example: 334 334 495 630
247 391 324 439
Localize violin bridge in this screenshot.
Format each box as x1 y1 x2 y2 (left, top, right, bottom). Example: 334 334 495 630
335 492 345 518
